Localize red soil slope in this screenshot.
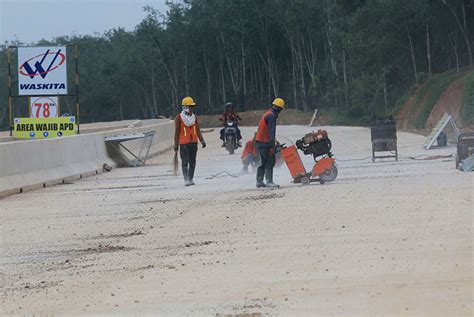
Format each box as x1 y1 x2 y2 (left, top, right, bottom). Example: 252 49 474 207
398 74 468 131
425 77 464 129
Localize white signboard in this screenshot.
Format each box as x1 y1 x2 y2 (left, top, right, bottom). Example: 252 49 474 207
18 46 68 96
29 96 59 118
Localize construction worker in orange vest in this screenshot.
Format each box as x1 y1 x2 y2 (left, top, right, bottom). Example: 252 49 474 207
174 96 206 186
255 98 285 188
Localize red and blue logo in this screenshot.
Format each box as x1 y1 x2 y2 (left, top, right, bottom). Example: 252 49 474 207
19 49 65 79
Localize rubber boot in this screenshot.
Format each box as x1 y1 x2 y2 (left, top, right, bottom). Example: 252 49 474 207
265 169 280 188
183 166 192 186
256 167 266 188
188 166 196 185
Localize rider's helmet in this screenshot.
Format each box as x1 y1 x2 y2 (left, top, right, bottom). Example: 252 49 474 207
225 102 234 112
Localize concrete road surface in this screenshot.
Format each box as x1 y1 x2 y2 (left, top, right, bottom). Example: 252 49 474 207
1 126 472 316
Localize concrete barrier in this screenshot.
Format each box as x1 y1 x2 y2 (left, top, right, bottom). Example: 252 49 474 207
0 119 174 198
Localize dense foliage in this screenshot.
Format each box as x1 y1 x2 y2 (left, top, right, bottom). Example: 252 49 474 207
461 70 474 125
1 0 473 129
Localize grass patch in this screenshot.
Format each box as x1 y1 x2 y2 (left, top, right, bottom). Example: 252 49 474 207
324 108 370 126
460 71 474 126
413 70 460 128
392 85 415 117
325 109 351 126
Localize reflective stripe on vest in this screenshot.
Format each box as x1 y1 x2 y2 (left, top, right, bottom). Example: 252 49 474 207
179 118 198 144
255 110 273 143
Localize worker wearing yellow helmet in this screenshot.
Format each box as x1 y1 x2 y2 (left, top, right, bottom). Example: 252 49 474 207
174 96 206 186
254 98 285 188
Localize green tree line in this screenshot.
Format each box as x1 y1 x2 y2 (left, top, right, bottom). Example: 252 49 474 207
1 0 473 129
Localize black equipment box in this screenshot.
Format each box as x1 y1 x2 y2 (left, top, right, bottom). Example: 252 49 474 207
370 117 398 162
456 132 474 169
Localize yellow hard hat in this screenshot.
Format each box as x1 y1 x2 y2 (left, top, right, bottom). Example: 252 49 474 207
182 96 196 107
272 98 285 109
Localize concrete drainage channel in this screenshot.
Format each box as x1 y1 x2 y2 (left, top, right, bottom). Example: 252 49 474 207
0 119 174 198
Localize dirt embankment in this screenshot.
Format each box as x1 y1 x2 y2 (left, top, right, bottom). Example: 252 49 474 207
198 109 329 128
426 77 464 129
397 86 428 130
397 70 472 132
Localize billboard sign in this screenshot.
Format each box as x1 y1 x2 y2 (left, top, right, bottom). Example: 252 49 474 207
13 117 76 139
29 96 59 118
18 47 68 96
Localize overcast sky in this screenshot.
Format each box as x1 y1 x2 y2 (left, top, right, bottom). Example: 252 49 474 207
0 0 170 44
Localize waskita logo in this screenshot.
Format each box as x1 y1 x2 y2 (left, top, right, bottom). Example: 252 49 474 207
19 49 65 79
17 47 68 95
20 83 66 90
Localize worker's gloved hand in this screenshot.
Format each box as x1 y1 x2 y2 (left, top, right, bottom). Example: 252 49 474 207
201 141 207 148
174 145 178 152
269 147 275 156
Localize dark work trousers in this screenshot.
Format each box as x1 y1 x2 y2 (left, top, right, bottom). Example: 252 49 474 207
256 143 276 183
179 142 198 181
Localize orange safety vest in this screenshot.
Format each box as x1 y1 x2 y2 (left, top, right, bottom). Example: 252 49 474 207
241 140 257 159
255 110 273 143
178 115 199 144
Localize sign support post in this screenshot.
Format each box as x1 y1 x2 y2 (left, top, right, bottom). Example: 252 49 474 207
71 44 80 134
7 46 13 136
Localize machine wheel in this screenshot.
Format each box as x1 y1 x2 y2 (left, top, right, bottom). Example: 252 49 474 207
301 176 310 186
319 165 338 183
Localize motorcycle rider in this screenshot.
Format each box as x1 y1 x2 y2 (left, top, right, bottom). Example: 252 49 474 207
255 98 285 188
219 102 242 147
174 96 206 186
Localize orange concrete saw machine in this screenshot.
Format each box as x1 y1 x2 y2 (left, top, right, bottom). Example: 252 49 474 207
280 130 338 185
